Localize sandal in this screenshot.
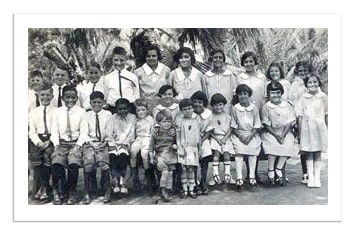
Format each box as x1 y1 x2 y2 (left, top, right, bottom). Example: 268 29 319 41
208 175 221 186
236 179 243 190
249 178 257 187
275 168 285 186
267 170 275 186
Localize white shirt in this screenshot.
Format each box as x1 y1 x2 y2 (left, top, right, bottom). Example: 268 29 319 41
85 109 112 142
50 84 65 108
77 81 107 110
51 105 88 146
28 89 39 114
29 105 57 145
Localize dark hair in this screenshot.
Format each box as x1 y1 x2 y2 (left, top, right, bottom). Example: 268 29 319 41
155 110 173 122
115 98 130 107
40 83 53 94
90 91 105 100
30 70 43 79
89 61 102 71
266 81 284 96
62 85 78 96
144 45 162 61
210 93 227 106
241 51 258 66
303 72 322 88
158 85 178 97
134 98 148 108
232 84 252 105
191 91 209 107
210 49 226 62
294 61 312 74
173 47 196 64
266 61 285 80
112 46 127 56
179 98 194 110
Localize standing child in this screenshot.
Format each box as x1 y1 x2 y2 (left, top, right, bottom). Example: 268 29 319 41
148 110 178 202
296 74 328 188
208 93 236 186
28 70 45 113
81 91 112 204
266 61 291 102
176 98 202 199
152 85 180 122
50 67 70 108
129 98 156 193
29 84 56 201
261 81 296 186
106 98 136 194
231 84 262 189
50 85 88 205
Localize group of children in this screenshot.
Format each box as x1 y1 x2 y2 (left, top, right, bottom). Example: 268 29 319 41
28 46 328 204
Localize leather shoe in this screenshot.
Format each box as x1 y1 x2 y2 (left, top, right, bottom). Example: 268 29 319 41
81 194 91 205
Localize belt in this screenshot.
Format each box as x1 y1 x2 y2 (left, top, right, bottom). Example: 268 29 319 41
59 139 78 147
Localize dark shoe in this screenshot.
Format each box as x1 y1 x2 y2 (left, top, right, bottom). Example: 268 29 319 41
189 191 197 199
81 194 91 205
266 177 275 186
181 191 188 199
249 178 257 188
201 186 209 195
195 185 202 195
66 192 76 205
52 192 62 205
255 176 264 184
236 179 243 190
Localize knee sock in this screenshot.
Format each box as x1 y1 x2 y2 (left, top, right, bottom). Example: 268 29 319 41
166 171 173 190
67 164 79 192
235 156 244 180
301 153 308 175
200 158 209 186
213 162 219 176
224 162 231 175
32 165 41 195
249 156 257 179
160 170 168 188
52 164 65 192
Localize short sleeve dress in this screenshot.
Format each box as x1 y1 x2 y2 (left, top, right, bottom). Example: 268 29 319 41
210 112 235 155
197 108 214 158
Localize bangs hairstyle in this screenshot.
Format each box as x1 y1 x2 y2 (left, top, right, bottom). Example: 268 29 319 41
179 98 194 110
158 85 177 97
241 51 258 66
89 61 102 71
62 85 78 96
191 91 209 107
155 110 173 123
90 91 105 101
173 47 196 64
266 61 285 80
232 84 252 106
210 93 227 106
134 98 148 109
115 98 130 107
303 72 322 88
144 45 162 60
210 49 226 62
266 81 284 96
30 70 43 79
294 61 312 74
112 46 127 56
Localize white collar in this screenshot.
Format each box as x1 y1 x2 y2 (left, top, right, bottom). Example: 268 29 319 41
266 100 288 109
156 103 179 110
239 72 265 80
176 67 199 82
205 69 232 77
199 108 212 119
303 92 324 99
143 62 164 76
235 103 254 112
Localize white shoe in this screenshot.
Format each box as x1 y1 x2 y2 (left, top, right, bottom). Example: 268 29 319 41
224 174 236 184
120 185 128 194
208 175 221 186
314 176 321 188
307 176 315 188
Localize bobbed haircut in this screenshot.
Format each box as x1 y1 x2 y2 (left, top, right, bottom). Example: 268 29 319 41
173 47 196 64
30 70 43 79
236 84 253 97
210 49 226 62
179 98 194 110
40 83 54 94
155 109 173 123
115 98 130 107
134 98 148 108
210 93 227 106
62 85 78 96
90 91 105 101
266 61 285 80
144 44 162 61
266 81 284 96
303 72 322 88
191 91 209 107
158 85 178 97
112 46 127 56
241 51 258 66
294 61 312 74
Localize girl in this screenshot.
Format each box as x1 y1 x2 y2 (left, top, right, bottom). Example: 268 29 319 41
152 85 180 122
296 74 328 188
170 47 205 101
266 61 291 102
148 110 178 202
176 98 202 199
208 93 235 186
231 84 262 189
261 81 296 186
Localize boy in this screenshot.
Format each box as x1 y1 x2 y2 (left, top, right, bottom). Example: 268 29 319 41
28 83 56 201
106 98 136 194
81 91 112 204
50 85 88 205
50 66 70 108
101 46 140 114
28 70 45 113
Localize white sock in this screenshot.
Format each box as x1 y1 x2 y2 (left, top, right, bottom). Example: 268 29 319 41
224 162 231 175
213 162 219 175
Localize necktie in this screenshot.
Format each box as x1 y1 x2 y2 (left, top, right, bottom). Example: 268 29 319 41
44 106 49 136
67 108 73 141
95 113 101 141
118 70 122 97
58 86 62 107
35 93 40 107
92 83 96 93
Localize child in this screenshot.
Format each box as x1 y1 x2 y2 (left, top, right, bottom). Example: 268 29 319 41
50 67 70 108
81 91 112 204
152 85 180 122
134 45 172 112
231 84 262 189
28 70 45 113
296 74 328 188
176 98 202 199
208 93 236 186
28 84 56 201
203 49 237 112
102 46 140 114
129 98 155 193
261 81 296 186
266 61 291 102
148 110 178 202
77 62 107 111
190 91 214 195
106 98 136 194
50 85 89 205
